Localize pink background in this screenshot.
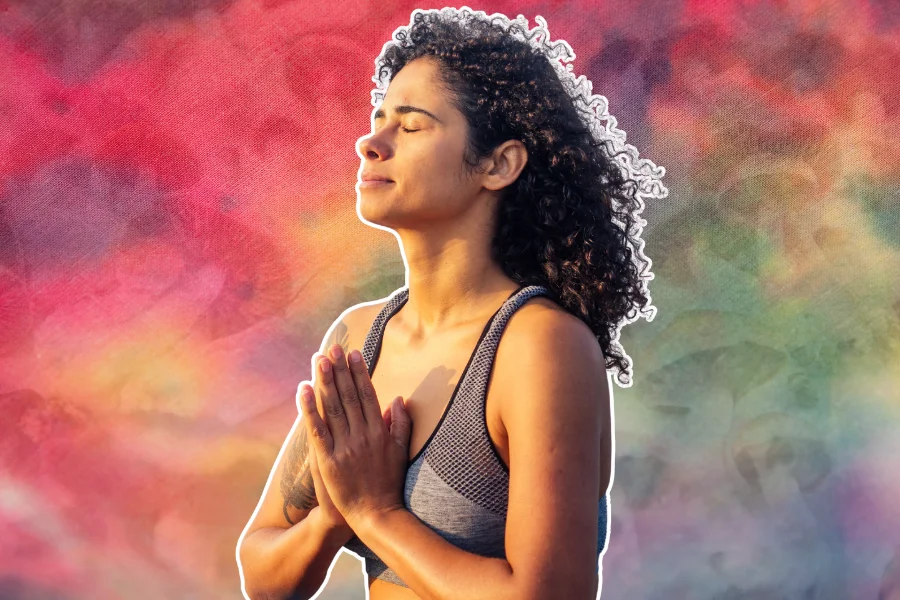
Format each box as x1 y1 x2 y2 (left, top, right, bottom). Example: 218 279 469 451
2 1 899 598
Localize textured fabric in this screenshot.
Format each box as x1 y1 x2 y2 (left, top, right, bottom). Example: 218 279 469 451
343 284 609 587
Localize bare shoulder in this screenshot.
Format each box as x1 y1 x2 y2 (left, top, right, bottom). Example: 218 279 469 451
505 295 602 358
495 294 607 419
319 296 390 356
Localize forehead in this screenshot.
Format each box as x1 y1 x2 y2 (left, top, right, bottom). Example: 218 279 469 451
377 58 448 113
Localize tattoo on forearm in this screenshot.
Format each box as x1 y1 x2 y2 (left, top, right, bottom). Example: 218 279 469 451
281 425 317 522
279 319 351 525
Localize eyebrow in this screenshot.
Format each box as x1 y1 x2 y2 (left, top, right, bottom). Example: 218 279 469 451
373 104 442 124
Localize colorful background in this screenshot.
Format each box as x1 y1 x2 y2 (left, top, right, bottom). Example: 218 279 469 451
2 0 899 598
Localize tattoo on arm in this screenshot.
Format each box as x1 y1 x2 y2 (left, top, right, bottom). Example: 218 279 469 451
279 319 351 525
280 425 316 524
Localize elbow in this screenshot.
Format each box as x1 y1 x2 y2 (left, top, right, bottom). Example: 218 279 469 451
243 589 292 600
241 578 294 600
239 533 315 600
519 587 596 600
238 541 264 600
512 553 600 600
239 533 284 600
243 589 300 600
514 573 598 600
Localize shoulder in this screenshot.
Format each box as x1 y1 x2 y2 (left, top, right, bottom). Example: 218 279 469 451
336 298 387 336
504 293 604 364
496 293 608 424
318 293 394 356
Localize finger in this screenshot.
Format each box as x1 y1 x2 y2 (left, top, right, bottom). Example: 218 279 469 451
389 396 412 450
314 353 350 442
382 402 392 432
326 344 367 436
305 430 326 499
299 383 333 456
310 355 328 429
347 347 384 433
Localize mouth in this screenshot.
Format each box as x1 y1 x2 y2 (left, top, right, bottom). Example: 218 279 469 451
359 179 394 187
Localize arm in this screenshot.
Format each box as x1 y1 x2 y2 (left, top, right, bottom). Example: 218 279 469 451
351 309 608 600
237 313 364 599
240 507 348 600
238 405 355 600
353 507 516 600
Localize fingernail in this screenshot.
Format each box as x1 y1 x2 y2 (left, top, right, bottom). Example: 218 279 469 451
331 345 343 360
349 349 362 363
305 395 315 411
319 358 331 372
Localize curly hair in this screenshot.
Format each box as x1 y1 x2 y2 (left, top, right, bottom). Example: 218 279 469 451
371 8 666 387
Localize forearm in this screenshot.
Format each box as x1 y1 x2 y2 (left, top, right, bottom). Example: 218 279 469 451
240 507 350 600
354 507 518 600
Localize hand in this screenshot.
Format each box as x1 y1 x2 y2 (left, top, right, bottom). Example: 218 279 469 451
299 344 412 530
305 405 400 542
305 431 354 542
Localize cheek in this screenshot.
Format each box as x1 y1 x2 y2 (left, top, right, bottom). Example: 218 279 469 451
400 137 469 200
416 150 465 188
401 158 445 194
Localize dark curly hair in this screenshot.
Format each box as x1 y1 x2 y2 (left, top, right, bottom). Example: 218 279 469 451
372 8 665 387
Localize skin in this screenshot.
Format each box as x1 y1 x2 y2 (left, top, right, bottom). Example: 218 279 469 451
354 55 530 338
277 48 523 508
306 306 608 600
354 56 531 598
279 322 351 523
252 55 612 599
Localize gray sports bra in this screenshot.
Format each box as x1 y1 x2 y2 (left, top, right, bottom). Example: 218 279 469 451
342 284 610 587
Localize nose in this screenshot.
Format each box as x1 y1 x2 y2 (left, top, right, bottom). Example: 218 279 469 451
357 133 388 160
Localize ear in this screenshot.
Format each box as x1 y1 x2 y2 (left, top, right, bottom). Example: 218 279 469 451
483 139 528 192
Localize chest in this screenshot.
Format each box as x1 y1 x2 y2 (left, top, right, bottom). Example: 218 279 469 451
367 325 511 469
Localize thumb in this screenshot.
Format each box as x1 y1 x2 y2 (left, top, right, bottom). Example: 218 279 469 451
389 396 411 449
382 401 393 431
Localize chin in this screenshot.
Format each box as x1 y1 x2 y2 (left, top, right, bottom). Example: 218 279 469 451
357 196 396 228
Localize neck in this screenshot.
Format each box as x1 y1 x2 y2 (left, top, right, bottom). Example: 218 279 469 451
394 217 518 341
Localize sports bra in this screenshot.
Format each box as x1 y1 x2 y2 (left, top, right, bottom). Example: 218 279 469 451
342 284 610 587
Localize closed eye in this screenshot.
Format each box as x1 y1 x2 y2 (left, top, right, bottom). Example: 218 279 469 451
400 126 420 133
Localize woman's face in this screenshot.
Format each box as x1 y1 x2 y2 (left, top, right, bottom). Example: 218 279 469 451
355 56 483 229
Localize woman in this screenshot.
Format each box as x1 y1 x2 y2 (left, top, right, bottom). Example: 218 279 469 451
238 8 664 600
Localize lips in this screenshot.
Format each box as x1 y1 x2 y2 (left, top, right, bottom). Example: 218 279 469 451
361 172 393 182
358 179 394 188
